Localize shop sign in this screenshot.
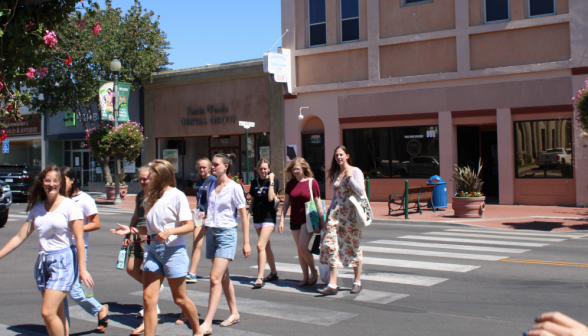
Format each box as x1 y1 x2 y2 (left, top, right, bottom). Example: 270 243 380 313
0 118 42 137
180 104 237 127
99 81 131 122
263 48 292 93
310 135 321 144
64 111 76 127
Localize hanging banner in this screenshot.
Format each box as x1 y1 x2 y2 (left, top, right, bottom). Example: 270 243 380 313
99 81 131 122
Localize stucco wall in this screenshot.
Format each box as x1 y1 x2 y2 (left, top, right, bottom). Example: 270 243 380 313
379 0 456 38
469 0 569 26
380 38 457 78
470 23 571 70
296 48 369 86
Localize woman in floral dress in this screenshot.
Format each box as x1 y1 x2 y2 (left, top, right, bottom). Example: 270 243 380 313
318 145 365 295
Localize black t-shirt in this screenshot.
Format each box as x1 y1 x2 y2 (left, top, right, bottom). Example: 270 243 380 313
249 177 279 224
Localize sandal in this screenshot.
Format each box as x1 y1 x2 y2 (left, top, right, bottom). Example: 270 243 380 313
220 315 240 327
297 278 309 287
97 304 109 333
308 273 318 286
176 313 189 325
203 329 213 335
253 278 265 288
263 272 279 282
130 324 145 336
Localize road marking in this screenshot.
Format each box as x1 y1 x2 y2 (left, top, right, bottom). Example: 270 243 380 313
8 214 27 219
135 288 358 326
308 255 478 272
199 275 409 304
369 239 530 253
399 235 548 247
361 245 508 261
0 323 46 336
426 231 564 242
444 229 586 239
501 258 588 267
253 262 448 286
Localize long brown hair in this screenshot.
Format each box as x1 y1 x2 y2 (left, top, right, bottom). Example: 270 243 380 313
328 145 352 183
26 165 64 212
60 166 81 197
213 153 236 174
283 157 314 181
145 159 176 213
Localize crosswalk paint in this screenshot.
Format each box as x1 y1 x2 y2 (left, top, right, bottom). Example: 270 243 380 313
361 245 507 261
8 214 27 219
399 235 548 247
199 275 409 304
0 323 46 336
368 239 530 253
135 288 358 326
253 262 448 286
444 229 586 239
426 231 564 242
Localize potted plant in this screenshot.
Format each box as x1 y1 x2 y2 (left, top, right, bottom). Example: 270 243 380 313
105 173 128 200
451 159 485 218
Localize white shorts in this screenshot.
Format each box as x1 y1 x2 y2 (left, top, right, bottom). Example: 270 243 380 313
254 222 275 230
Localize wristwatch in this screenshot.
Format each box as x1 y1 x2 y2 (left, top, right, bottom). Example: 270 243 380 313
270 182 274 186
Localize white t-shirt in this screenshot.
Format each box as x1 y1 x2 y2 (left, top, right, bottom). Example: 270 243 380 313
145 188 192 247
27 198 84 252
71 191 98 247
205 180 246 228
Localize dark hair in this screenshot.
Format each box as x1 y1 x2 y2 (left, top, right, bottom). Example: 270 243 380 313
213 153 236 171
328 145 352 183
26 165 65 212
60 166 81 197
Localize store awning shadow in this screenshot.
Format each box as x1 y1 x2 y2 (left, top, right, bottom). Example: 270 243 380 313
504 220 588 231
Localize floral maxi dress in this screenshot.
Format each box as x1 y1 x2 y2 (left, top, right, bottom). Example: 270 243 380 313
320 175 363 268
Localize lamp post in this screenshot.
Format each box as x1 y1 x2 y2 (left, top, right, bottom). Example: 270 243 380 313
239 121 255 184
110 58 122 205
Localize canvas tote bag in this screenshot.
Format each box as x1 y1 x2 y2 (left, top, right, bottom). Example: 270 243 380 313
304 178 325 233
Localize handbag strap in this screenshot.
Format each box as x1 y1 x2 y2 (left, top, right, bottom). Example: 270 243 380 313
307 178 314 200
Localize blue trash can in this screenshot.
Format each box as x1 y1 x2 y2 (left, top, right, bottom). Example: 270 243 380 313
427 175 447 210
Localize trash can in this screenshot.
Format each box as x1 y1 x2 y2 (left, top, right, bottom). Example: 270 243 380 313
427 175 447 210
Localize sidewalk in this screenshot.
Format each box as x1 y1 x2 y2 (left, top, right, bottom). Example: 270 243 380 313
92 193 588 232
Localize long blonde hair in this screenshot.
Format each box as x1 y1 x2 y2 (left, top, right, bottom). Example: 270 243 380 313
145 160 176 213
283 157 314 181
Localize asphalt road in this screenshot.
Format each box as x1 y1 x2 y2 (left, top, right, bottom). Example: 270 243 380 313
1 202 588 336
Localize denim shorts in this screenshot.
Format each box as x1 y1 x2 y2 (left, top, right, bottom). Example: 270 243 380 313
34 247 78 292
144 237 189 279
206 227 237 261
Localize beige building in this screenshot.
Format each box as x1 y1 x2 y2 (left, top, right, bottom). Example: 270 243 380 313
281 0 588 206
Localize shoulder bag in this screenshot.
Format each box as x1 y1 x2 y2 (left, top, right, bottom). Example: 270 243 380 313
304 178 325 233
347 177 373 228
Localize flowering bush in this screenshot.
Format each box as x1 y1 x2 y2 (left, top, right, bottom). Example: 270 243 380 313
228 173 243 184
86 125 112 158
456 191 484 198
574 78 588 133
451 159 485 197
103 122 144 161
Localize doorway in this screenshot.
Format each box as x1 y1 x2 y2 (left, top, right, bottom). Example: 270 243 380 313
456 125 499 202
302 133 325 197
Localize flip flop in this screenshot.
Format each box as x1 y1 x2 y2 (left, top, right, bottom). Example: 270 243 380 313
129 325 145 336
97 304 109 333
297 278 309 287
308 274 318 286
220 316 240 327
252 278 265 288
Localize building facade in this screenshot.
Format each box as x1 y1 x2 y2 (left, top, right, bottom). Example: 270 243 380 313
281 0 587 206
142 60 286 194
1 112 44 177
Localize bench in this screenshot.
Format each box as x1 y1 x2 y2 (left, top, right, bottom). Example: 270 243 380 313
388 185 436 216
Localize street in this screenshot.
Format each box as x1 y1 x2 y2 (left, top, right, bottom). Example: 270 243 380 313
1 203 587 336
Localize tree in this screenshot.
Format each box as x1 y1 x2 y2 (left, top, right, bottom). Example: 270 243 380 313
31 0 171 183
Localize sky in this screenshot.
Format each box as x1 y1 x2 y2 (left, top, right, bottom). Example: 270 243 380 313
94 0 282 70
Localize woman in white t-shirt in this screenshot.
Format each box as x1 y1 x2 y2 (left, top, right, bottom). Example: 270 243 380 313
0 165 93 336
111 160 202 336
199 153 251 335
60 166 110 332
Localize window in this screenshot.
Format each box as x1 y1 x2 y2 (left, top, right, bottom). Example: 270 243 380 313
528 0 555 17
309 0 327 47
403 0 434 6
514 119 573 178
484 0 510 23
343 125 439 179
340 0 359 42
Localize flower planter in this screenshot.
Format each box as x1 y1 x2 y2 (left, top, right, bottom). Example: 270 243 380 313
105 185 128 200
452 196 486 218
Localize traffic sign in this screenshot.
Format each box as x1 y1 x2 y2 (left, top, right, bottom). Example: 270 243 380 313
2 143 9 154
239 121 255 129
2 139 9 144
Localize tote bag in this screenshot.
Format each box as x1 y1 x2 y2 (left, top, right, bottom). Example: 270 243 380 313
304 178 325 233
348 192 373 228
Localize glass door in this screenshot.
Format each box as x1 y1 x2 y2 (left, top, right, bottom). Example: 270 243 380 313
302 133 325 196
71 150 92 189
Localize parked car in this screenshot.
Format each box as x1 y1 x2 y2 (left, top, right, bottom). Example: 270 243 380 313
0 180 12 227
0 164 34 201
537 148 572 168
389 156 440 178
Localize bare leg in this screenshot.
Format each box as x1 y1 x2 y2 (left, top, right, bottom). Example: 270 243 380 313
297 229 317 277
189 226 206 274
126 257 144 283
220 267 239 325
199 258 231 333
265 240 277 275
142 271 164 336
353 264 362 282
168 276 202 336
256 226 276 279
291 229 309 282
329 266 338 285
41 289 68 336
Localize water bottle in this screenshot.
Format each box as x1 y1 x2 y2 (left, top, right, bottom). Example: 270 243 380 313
81 281 94 298
116 245 126 270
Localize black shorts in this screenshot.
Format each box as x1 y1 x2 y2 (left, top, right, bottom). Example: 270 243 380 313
290 222 304 231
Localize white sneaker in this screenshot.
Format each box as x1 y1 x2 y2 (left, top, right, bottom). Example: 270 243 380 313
160 283 165 293
138 305 161 317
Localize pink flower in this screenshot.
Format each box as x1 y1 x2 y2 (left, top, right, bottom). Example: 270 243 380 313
76 20 86 29
43 30 57 48
25 21 34 31
25 68 36 79
37 67 48 79
0 82 3 91
91 22 102 35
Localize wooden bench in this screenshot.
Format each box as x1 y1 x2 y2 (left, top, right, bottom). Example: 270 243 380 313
388 185 436 216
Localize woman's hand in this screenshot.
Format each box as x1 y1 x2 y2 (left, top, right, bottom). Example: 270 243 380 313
156 229 171 243
243 243 251 258
110 224 131 236
278 222 284 234
80 270 94 288
269 172 275 181
122 235 131 247
524 312 588 336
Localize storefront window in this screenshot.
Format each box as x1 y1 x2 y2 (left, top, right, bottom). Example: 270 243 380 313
343 125 439 178
514 119 573 178
7 140 43 178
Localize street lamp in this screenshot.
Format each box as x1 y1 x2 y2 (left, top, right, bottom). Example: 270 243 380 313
299 106 309 120
110 58 122 205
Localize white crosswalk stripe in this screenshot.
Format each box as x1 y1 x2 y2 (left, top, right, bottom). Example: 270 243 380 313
398 235 548 247
368 239 530 253
361 245 508 261
308 254 479 272
425 231 565 242
0 323 46 336
444 228 587 239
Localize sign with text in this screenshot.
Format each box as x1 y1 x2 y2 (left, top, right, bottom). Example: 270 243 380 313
99 81 131 122
263 48 292 93
64 111 76 127
179 104 237 127
0 118 42 137
239 121 255 129
2 143 8 154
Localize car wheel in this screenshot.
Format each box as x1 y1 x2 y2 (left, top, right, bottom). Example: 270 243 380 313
0 209 8 228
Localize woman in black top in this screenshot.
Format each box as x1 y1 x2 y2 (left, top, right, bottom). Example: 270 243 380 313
248 159 279 288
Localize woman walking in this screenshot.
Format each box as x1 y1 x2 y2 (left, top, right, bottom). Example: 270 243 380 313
0 166 93 335
199 153 251 335
317 146 364 295
111 160 202 336
249 159 279 288
60 166 110 332
278 157 325 287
